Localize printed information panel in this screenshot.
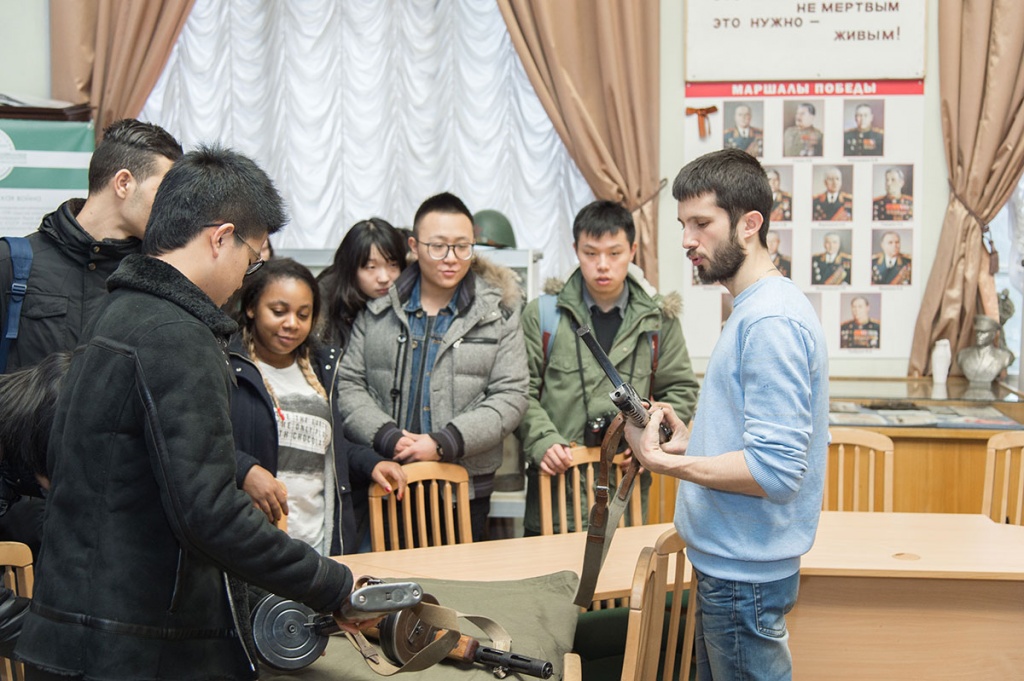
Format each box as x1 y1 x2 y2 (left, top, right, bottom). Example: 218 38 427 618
0 119 93 237
679 80 924 358
685 0 927 81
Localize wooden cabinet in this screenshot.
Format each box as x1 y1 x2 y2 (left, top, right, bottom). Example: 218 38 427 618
646 377 1024 523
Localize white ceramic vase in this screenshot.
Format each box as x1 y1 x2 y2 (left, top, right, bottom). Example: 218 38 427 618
931 339 951 384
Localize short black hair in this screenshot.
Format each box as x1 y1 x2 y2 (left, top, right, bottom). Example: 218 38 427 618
88 119 183 194
799 102 816 116
142 144 287 256
672 149 773 246
572 200 636 245
0 351 71 478
412 192 473 238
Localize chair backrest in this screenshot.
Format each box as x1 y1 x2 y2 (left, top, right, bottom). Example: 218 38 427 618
0 542 33 680
368 461 472 551
983 431 1024 525
824 427 894 512
620 528 694 681
539 445 644 535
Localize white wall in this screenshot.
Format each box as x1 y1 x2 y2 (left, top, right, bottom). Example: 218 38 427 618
0 0 950 376
658 0 946 376
0 0 49 99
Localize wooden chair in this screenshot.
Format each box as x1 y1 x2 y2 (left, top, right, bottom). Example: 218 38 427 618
620 528 695 681
368 461 472 551
824 427 894 512
539 445 644 535
0 542 34 681
983 431 1024 524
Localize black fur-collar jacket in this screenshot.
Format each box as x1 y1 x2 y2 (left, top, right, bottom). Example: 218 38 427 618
18 255 353 680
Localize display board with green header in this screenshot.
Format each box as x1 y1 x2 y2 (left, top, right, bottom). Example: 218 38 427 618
0 119 93 236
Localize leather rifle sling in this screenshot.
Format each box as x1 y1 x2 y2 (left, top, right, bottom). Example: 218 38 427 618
345 600 512 675
573 414 640 607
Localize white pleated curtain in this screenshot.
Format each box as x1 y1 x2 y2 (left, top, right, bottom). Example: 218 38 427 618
140 0 594 281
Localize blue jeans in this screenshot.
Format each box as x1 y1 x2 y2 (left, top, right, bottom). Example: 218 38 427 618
693 568 800 681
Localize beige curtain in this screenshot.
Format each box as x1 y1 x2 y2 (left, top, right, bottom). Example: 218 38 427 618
909 0 1024 377
49 0 194 139
497 0 662 284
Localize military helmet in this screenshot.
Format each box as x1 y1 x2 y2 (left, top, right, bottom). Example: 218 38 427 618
474 209 516 249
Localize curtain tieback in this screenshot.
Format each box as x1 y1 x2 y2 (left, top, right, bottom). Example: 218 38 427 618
685 106 718 139
629 178 668 213
948 181 999 274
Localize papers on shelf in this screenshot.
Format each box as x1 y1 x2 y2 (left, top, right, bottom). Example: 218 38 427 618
828 401 1024 429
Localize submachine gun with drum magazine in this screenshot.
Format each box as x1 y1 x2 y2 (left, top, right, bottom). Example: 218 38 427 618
251 577 553 678
571 325 671 607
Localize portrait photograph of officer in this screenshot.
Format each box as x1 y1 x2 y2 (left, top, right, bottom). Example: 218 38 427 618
764 165 793 223
767 228 793 279
843 100 885 156
871 228 913 285
811 164 854 222
872 164 914 221
811 228 852 286
782 99 825 157
722 101 764 157
840 293 882 349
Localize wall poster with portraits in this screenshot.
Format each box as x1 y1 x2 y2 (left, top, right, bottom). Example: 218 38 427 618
682 82 923 358
679 0 926 359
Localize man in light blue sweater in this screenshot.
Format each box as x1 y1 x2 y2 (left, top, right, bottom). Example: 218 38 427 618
625 149 829 680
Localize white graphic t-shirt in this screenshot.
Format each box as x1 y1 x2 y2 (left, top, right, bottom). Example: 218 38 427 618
261 361 333 554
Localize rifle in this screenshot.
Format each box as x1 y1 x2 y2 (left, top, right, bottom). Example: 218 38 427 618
251 578 552 678
572 325 669 606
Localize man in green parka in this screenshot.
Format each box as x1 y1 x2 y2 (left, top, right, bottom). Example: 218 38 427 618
517 200 699 535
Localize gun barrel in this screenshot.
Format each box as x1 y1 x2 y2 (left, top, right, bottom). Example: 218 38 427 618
575 325 625 388
610 384 650 428
474 645 554 679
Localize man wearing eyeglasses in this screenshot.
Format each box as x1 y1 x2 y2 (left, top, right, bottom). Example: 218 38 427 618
336 192 528 542
18 147 364 680
0 119 181 572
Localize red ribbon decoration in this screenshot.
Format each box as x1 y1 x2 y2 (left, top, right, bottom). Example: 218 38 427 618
685 106 718 139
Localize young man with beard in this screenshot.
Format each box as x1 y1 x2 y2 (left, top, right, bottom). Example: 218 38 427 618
335 192 528 542
624 148 829 680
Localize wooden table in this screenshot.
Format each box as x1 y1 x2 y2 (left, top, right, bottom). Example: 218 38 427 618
791 512 1024 680
337 522 667 602
336 512 1024 679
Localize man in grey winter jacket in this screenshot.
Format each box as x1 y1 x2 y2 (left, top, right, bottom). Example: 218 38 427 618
336 192 528 542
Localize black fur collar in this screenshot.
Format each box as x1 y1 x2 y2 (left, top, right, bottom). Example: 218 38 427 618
107 255 238 337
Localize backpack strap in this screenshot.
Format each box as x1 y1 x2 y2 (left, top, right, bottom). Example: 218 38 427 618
536 293 560 398
538 293 560 364
0 236 33 373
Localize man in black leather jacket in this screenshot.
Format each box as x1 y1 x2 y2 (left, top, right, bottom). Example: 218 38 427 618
0 119 181 557
16 146 358 680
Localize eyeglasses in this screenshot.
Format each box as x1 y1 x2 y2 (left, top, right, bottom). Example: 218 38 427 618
233 232 265 275
204 222 264 275
418 240 474 261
